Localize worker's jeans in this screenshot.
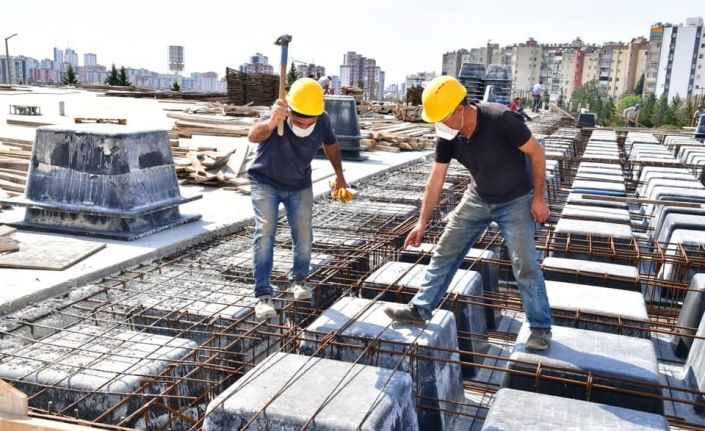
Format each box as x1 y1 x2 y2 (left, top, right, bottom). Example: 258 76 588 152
410 188 552 329
251 181 313 298
532 95 541 112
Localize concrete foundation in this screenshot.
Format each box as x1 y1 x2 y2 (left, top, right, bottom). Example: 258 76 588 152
481 388 669 431
299 297 464 431
502 322 663 415
361 261 488 376
203 352 419 431
0 323 197 427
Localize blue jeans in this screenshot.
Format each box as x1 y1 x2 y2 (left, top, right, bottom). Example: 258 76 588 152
251 181 313 298
411 188 552 329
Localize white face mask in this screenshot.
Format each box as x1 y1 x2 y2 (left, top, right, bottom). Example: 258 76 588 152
435 111 464 141
288 118 316 138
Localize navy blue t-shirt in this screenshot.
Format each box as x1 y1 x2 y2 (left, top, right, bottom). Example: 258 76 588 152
435 103 533 204
248 112 336 191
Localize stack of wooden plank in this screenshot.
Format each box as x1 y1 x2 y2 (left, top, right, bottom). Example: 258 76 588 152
357 120 435 153
0 137 31 200
341 86 364 104
405 85 423 106
0 225 18 253
226 68 279 106
168 112 255 139
393 105 424 122
172 135 257 193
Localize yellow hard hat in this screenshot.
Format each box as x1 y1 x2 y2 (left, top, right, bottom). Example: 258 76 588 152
421 76 467 123
286 78 325 116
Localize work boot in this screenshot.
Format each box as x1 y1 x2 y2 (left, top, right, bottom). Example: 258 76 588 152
254 295 276 321
526 328 552 351
383 304 426 324
291 282 313 301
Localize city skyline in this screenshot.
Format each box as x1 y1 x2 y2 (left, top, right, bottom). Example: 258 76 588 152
1 0 700 86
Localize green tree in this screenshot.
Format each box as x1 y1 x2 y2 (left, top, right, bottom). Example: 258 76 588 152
557 89 565 109
599 97 616 126
670 95 685 127
287 62 299 86
651 93 672 127
571 80 601 113
616 94 642 116
171 81 181 92
634 73 645 95
105 64 119 85
62 64 79 85
117 66 131 86
639 93 657 127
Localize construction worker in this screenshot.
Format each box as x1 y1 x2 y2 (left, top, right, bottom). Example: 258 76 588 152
530 81 544 113
510 97 532 122
247 77 348 320
318 75 333 94
384 76 553 351
623 103 640 127
692 105 704 127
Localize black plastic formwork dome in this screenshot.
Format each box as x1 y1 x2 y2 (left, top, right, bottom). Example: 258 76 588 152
0 124 201 240
484 64 512 106
459 63 486 104
322 95 368 161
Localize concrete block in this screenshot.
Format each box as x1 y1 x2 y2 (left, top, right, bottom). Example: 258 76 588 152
567 193 628 209
339 200 418 219
299 297 464 431
481 388 669 431
0 324 197 425
651 206 705 242
542 257 640 291
673 274 705 358
502 322 663 415
655 213 705 245
546 281 649 338
560 204 631 224
571 180 626 196
203 352 418 431
658 230 705 284
361 261 488 376
684 312 705 415
551 219 634 265
400 243 500 329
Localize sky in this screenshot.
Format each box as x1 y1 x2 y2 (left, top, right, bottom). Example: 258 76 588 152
1 0 702 85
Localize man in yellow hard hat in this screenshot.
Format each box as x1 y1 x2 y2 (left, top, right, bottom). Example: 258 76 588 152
247 77 348 320
384 76 553 351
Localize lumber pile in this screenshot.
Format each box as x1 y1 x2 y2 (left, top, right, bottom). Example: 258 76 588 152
341 86 364 104
168 112 255 139
226 68 279 106
185 102 269 117
393 105 424 122
405 85 423 106
357 120 436 153
0 137 32 200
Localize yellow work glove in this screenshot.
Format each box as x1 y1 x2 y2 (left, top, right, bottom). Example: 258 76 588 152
329 181 355 204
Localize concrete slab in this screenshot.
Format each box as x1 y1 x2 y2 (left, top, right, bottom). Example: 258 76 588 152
299 297 464 431
571 179 626 195
554 218 633 240
567 193 628 209
0 323 197 425
502 322 663 414
542 257 640 291
481 388 669 431
655 213 705 244
0 149 430 314
545 281 649 338
203 352 419 431
361 261 487 376
684 312 705 415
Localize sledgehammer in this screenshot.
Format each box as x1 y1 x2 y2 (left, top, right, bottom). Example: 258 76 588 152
274 34 292 136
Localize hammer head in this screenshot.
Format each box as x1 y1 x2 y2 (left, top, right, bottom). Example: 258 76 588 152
274 34 293 46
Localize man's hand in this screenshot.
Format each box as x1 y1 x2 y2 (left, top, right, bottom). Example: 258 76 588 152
332 174 348 192
404 222 426 248
267 99 288 129
531 196 550 223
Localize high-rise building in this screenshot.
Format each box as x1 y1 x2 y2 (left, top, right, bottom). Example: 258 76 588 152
340 51 384 100
511 42 543 95
53 47 63 70
441 49 470 78
625 37 648 94
239 52 273 74
647 17 704 99
64 48 78 68
84 53 97 67
297 63 326 79
405 71 437 90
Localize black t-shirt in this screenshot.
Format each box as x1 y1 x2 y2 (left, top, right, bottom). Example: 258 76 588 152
248 112 336 191
435 103 533 203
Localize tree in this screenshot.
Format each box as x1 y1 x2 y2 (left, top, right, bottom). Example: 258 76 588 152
571 80 601 113
171 81 181 92
62 64 79 85
286 62 299 86
639 93 657 127
117 66 131 86
616 94 642 117
634 73 645 95
670 95 685 127
651 93 671 127
557 89 565 109
105 64 119 85
599 97 616 126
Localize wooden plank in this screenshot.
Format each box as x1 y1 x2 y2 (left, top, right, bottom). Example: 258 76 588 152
0 414 99 431
0 379 27 416
0 237 19 253
0 178 24 193
0 225 16 236
0 238 105 270
6 119 53 128
374 144 400 153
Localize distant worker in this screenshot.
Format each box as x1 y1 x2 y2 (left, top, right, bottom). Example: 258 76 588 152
693 105 705 127
318 75 333 94
247 78 348 320
510 97 532 122
383 76 553 351
623 103 640 127
530 81 544 113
